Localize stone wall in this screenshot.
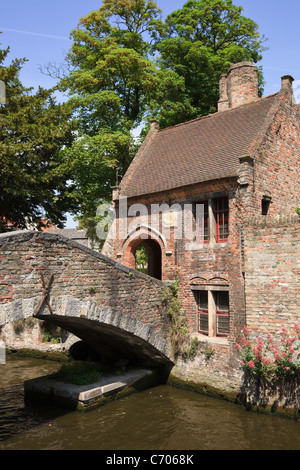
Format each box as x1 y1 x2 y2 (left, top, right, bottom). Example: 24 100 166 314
0 231 173 364
169 214 300 410
244 214 300 337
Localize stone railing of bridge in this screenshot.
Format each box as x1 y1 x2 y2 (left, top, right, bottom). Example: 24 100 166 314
0 231 174 366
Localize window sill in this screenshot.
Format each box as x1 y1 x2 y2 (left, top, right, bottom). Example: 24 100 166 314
185 241 228 251
192 333 229 346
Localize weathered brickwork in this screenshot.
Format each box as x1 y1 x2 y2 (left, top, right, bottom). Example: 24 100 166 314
218 62 259 111
111 177 246 387
247 77 300 216
0 231 173 364
243 215 300 337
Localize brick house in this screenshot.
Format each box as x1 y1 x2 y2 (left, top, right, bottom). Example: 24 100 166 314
106 61 300 361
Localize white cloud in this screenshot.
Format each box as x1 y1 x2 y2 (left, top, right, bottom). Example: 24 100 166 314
0 27 69 41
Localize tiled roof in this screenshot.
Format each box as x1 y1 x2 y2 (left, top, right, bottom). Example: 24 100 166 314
119 94 279 199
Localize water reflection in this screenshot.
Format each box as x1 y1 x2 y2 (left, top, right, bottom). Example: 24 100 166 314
0 356 64 443
0 356 300 450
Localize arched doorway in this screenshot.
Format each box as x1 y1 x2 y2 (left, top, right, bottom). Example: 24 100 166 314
134 239 162 280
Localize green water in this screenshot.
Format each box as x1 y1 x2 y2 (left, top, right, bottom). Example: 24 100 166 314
0 355 300 450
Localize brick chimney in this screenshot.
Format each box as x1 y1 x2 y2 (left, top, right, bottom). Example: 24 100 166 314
218 62 259 112
281 74 294 90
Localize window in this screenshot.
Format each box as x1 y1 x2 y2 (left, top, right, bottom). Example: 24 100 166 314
194 200 209 244
215 197 229 242
196 289 229 338
261 196 271 215
215 291 229 337
194 197 229 244
197 291 208 334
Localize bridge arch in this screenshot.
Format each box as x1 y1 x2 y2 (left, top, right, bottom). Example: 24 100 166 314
33 298 172 366
0 231 174 367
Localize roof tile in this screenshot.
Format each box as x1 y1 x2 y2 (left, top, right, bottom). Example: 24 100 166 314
120 94 278 198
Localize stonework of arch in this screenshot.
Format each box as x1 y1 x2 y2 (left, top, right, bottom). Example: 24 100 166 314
122 225 169 252
190 274 229 286
122 226 165 280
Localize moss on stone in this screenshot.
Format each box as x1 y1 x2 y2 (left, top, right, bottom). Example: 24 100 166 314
168 373 243 404
7 347 70 362
168 372 300 420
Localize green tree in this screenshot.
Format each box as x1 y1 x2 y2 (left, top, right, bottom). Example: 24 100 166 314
152 0 267 126
53 0 266 242
58 0 188 242
0 44 76 232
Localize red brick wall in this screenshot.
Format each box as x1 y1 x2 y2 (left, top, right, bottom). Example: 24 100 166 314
244 214 300 337
249 85 300 216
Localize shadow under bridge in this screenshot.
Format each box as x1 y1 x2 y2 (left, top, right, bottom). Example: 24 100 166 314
37 298 173 368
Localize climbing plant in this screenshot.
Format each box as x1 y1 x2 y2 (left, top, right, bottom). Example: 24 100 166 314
163 280 199 359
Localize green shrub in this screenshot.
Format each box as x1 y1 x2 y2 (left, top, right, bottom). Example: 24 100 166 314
52 362 103 385
236 324 300 381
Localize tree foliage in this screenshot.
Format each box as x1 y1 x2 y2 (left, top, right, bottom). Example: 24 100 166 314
153 0 267 126
58 0 190 240
61 0 162 129
0 44 76 232
1 0 267 240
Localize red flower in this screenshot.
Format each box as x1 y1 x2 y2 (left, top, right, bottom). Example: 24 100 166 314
247 360 256 369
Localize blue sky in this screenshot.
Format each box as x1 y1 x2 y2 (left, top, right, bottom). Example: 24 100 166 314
1 0 300 226
1 0 300 95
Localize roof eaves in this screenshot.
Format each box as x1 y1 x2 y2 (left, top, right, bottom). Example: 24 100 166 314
121 173 239 201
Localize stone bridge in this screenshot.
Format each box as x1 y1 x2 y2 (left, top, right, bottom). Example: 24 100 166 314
0 231 174 367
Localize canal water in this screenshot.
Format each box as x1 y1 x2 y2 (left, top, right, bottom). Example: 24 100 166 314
0 355 300 451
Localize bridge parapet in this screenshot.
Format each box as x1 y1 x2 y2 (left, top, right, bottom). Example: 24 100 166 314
0 231 174 365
